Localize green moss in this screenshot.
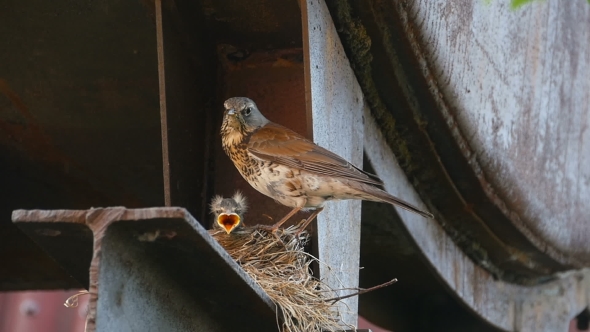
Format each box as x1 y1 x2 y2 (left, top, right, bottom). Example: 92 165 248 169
511 0 589 10
510 0 536 9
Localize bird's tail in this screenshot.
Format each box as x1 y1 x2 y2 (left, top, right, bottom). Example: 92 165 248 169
350 182 434 219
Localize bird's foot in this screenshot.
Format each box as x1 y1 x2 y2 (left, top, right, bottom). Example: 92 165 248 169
294 219 310 236
252 224 279 233
294 207 323 236
252 224 288 247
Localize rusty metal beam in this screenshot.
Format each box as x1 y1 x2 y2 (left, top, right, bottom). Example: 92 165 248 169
155 0 218 222
156 0 171 207
13 208 278 332
0 0 162 290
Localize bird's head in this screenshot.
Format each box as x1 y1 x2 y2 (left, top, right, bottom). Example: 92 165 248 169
209 191 248 234
222 97 269 135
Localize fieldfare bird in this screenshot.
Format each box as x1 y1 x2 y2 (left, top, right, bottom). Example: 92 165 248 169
221 97 434 231
210 191 248 234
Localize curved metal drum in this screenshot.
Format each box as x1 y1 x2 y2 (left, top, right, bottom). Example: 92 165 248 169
326 0 590 330
413 0 590 267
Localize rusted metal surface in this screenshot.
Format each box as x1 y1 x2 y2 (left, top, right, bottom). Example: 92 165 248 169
156 0 171 207
200 0 303 49
0 0 306 292
324 0 588 284
156 0 218 222
0 0 163 290
0 0 162 207
13 207 278 332
301 0 365 326
362 107 590 332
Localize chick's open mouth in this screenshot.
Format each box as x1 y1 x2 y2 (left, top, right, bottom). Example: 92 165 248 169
217 213 240 233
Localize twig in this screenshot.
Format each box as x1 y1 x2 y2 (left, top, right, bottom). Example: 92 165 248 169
64 290 90 308
326 278 398 304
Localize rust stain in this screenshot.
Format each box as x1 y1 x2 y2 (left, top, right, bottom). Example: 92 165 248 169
0 78 143 207
218 45 304 72
0 78 66 164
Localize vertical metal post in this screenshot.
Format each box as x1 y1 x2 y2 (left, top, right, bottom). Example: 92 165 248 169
301 0 365 326
153 0 216 220
155 0 171 207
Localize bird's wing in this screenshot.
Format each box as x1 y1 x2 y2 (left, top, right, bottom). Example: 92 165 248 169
247 123 383 186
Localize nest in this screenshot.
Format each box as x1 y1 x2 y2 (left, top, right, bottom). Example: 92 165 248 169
209 223 349 332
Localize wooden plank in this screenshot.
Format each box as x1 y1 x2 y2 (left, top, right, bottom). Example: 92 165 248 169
301 0 365 326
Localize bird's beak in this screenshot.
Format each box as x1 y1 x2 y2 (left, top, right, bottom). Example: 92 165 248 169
227 109 236 115
217 213 240 234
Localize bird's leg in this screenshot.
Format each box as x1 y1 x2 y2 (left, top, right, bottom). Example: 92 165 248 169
270 207 302 231
295 207 324 235
254 206 303 233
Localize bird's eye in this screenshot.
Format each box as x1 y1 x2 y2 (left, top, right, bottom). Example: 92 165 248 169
244 107 252 116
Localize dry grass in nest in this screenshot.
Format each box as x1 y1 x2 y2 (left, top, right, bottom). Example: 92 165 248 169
209 223 350 332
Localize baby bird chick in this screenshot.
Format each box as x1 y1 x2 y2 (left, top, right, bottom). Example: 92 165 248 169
210 191 248 234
